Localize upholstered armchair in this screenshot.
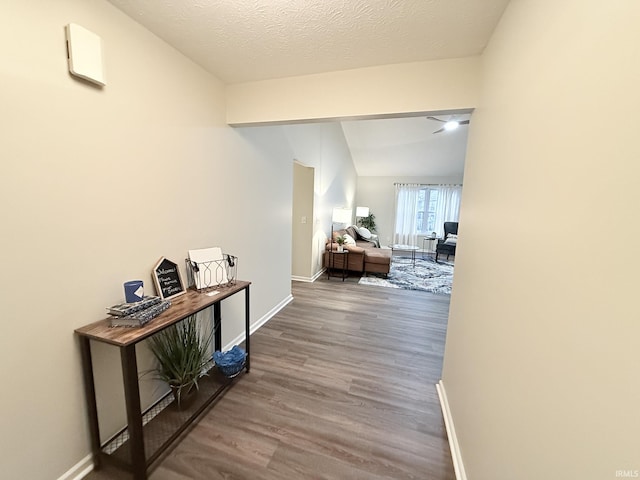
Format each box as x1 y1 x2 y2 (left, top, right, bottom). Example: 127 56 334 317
435 222 458 262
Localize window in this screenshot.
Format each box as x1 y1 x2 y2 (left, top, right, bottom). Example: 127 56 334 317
416 188 440 234
394 184 461 244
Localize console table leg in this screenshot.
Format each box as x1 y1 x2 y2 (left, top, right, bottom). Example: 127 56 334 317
79 337 102 469
213 303 222 352
245 286 251 372
121 345 147 480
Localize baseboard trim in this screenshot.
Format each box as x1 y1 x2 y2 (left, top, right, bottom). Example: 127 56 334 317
292 269 325 283
225 293 294 347
291 275 311 282
436 380 468 480
310 269 325 282
57 453 93 480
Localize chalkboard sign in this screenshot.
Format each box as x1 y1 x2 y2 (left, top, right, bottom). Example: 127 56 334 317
152 257 186 300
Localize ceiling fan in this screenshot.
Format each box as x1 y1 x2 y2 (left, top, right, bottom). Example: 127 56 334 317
427 116 470 134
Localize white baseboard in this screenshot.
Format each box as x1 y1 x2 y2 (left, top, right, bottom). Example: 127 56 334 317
225 293 293 347
291 275 311 282
436 380 468 480
292 268 325 283
57 453 93 480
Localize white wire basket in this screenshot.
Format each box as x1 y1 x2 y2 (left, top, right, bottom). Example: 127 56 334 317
185 254 237 292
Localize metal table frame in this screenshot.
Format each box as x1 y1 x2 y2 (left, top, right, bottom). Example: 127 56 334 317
389 244 420 267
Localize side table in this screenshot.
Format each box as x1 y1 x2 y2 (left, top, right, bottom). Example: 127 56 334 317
328 249 349 281
422 236 438 259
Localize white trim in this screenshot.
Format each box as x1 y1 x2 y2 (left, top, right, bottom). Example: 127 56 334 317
224 294 293 347
292 268 325 283
436 380 468 480
57 453 93 480
291 275 313 282
312 268 326 281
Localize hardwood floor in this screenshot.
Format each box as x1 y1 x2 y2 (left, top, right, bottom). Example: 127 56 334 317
84 276 455 480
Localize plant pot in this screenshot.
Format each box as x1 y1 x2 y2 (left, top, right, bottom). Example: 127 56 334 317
337 245 344 252
170 383 198 409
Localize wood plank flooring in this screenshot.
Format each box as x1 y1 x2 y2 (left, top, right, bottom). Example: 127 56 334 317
84 276 455 480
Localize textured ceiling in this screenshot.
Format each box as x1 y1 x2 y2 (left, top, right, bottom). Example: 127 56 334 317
106 1 505 176
107 0 510 84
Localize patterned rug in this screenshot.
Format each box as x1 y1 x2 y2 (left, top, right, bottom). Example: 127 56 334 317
358 256 454 295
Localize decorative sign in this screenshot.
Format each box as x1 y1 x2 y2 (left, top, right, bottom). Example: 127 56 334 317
152 257 186 300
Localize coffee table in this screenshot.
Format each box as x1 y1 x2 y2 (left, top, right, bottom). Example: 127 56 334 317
389 244 420 267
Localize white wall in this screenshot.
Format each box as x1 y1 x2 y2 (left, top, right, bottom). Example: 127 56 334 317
357 175 463 247
0 2 292 478
283 123 358 278
292 162 314 278
442 1 640 479
226 57 481 125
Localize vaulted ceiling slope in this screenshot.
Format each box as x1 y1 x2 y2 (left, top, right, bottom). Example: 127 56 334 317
342 115 470 177
107 0 510 84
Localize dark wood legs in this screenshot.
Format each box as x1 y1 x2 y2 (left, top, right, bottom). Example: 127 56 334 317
78 337 102 469
245 285 250 372
213 302 222 352
120 345 146 479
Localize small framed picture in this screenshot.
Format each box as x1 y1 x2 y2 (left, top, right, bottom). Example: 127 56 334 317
152 257 186 300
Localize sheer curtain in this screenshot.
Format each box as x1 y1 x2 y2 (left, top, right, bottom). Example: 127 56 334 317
393 183 421 245
434 186 462 238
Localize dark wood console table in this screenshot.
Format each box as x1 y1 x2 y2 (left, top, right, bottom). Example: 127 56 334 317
75 281 251 480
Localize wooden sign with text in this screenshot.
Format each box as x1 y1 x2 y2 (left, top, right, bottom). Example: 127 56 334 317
152 257 186 300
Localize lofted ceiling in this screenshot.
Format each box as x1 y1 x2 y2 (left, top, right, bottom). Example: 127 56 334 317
107 0 509 176
342 114 470 177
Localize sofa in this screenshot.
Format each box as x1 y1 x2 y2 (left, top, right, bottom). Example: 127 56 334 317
323 225 391 276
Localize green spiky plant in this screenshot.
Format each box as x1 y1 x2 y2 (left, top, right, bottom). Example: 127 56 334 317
147 314 214 408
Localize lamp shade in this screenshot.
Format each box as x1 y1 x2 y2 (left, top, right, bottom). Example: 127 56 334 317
355 206 369 217
332 207 352 225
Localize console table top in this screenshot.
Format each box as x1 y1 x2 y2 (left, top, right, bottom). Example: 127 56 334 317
75 280 251 347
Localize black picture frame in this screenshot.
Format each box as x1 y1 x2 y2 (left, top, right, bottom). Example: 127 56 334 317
152 257 187 300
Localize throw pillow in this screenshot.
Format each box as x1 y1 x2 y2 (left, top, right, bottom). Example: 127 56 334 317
345 226 359 240
444 233 458 245
343 233 356 245
357 226 372 239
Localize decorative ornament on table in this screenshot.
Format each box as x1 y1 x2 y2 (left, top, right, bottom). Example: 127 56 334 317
123 280 144 303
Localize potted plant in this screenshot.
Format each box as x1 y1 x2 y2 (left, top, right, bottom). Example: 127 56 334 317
146 313 213 408
357 212 377 233
335 235 346 252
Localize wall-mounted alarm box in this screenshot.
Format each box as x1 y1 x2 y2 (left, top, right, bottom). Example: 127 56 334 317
65 23 106 86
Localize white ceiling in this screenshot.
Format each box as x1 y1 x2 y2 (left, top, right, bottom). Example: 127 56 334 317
342 114 470 177
107 0 508 176
107 0 509 84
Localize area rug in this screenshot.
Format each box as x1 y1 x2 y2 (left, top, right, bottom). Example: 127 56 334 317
358 256 454 295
